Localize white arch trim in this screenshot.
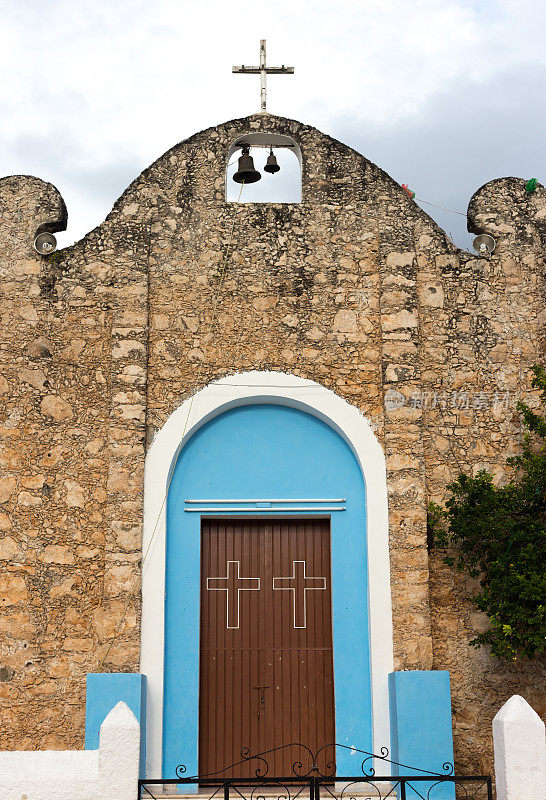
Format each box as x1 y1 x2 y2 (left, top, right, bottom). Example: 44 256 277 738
140 371 393 777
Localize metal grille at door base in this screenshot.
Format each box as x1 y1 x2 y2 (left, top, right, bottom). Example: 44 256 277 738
138 742 493 800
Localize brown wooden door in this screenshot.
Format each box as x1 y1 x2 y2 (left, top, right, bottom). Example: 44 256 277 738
199 518 335 778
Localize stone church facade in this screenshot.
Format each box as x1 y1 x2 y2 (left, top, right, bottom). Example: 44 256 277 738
0 113 544 779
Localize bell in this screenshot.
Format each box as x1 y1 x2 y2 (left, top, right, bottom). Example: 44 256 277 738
233 145 261 184
264 148 280 174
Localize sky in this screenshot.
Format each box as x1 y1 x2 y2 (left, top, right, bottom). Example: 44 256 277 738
2 0 545 251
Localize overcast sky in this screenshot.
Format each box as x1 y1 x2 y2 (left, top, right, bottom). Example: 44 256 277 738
2 0 545 250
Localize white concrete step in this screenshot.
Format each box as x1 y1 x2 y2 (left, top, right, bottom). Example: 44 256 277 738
140 787 390 799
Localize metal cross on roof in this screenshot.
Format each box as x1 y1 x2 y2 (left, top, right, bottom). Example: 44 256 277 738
233 40 294 113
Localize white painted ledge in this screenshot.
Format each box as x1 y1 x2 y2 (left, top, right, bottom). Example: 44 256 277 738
0 701 140 800
493 694 546 800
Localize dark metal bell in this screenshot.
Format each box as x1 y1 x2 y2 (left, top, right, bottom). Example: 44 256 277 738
233 145 261 184
264 148 280 174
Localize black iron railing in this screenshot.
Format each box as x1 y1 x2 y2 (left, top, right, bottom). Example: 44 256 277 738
138 743 493 800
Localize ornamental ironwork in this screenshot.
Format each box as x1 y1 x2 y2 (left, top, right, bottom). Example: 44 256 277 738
139 742 492 800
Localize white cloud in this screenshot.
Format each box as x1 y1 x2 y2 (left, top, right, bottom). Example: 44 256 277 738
1 0 544 247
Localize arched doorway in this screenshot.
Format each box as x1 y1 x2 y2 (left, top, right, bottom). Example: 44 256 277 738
140 372 392 778
162 403 371 778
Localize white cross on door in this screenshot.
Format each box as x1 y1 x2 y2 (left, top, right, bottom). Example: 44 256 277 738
273 560 327 628
206 560 260 629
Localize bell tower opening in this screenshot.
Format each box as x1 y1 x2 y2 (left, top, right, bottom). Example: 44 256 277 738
226 133 302 203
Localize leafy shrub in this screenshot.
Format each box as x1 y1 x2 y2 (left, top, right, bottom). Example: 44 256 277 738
429 365 546 661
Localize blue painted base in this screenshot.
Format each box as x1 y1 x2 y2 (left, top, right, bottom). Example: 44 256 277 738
85 672 147 778
388 671 455 800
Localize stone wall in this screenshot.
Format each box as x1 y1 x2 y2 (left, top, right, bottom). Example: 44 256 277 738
0 175 148 747
422 177 546 772
0 114 544 773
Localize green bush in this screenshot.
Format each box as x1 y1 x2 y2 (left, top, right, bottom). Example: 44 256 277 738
428 365 546 661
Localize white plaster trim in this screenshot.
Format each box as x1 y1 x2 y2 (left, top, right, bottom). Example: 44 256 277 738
140 371 393 777
493 694 546 800
0 701 139 800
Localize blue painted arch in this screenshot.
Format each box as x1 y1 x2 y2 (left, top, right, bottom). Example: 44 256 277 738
163 403 372 777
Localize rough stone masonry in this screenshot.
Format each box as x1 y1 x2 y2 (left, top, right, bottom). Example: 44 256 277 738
0 113 544 775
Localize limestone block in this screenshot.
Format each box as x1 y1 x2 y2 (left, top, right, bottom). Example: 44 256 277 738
92 601 137 640
85 438 105 455
0 536 20 560
419 283 444 307
382 309 419 331
21 474 45 489
49 576 80 600
40 545 75 565
0 574 27 607
64 480 85 508
61 338 86 360
107 468 131 494
469 611 490 634
333 309 358 333
104 564 138 595
17 490 41 507
0 610 36 639
493 695 546 800
0 512 12 531
40 394 73 421
18 304 38 324
62 637 93 651
305 326 324 341
111 521 141 550
386 251 414 268
18 367 47 389
25 336 54 358
387 452 419 470
0 476 16 504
